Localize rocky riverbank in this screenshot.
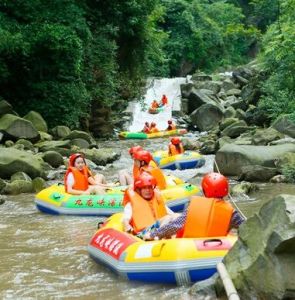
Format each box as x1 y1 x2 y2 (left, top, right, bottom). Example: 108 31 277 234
0 101 120 197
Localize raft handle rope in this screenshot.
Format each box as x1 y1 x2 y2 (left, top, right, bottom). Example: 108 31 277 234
214 160 247 221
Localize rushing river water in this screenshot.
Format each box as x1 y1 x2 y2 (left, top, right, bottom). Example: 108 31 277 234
1 137 295 300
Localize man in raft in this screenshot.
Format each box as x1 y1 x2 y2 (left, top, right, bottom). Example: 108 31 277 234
141 122 151 133
122 172 177 234
168 136 184 156
149 122 159 133
142 172 245 240
166 119 176 131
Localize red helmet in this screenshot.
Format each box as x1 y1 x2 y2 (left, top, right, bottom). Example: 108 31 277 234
129 145 143 155
171 137 181 145
133 150 153 164
69 153 84 167
201 172 229 198
134 173 157 190
168 120 172 124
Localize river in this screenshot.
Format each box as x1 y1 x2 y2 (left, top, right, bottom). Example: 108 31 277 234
1 137 295 300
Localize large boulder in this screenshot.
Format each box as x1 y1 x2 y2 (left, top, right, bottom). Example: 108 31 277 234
0 148 45 179
41 151 64 168
0 114 40 142
0 100 15 117
63 130 96 145
272 115 295 138
221 120 251 138
50 125 71 139
190 103 224 132
251 127 283 145
194 81 222 95
222 194 295 299
239 165 278 182
215 143 295 176
3 180 34 195
35 140 71 154
23 111 48 132
80 148 120 166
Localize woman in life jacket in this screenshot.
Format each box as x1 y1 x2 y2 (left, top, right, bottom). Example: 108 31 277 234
166 120 176 131
160 94 168 106
151 100 159 109
168 137 184 156
142 122 151 134
118 145 143 186
64 153 108 195
150 122 159 133
122 173 176 234
141 172 245 240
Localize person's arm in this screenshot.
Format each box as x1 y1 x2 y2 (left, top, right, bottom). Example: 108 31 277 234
149 210 187 240
122 203 133 232
230 210 245 229
66 172 90 195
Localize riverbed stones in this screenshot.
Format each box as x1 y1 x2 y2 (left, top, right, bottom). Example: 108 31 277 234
215 143 295 176
23 111 48 132
0 148 45 179
0 114 40 142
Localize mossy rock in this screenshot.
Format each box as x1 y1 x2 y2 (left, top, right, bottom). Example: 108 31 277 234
41 151 64 168
3 180 34 195
11 172 32 182
23 111 48 132
32 177 47 192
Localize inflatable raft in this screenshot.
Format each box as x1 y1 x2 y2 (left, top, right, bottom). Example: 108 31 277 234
119 129 187 140
153 150 205 170
148 107 164 114
35 179 200 216
88 213 237 284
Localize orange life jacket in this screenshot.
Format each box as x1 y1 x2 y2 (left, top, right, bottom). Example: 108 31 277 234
140 165 167 190
168 143 184 156
181 196 234 238
64 166 91 192
142 126 150 133
126 187 167 233
151 101 159 109
150 127 159 133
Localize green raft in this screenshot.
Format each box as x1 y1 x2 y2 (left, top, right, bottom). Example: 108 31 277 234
119 128 187 139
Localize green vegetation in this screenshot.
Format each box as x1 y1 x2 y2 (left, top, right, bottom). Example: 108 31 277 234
0 0 294 130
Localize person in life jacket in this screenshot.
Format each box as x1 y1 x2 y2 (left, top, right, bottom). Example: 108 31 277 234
142 122 151 134
122 173 176 234
168 136 184 156
118 145 143 186
150 122 159 133
159 94 168 107
132 150 167 190
151 100 159 109
166 120 176 131
64 153 108 195
142 172 245 240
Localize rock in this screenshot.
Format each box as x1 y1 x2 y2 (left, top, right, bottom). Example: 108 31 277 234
244 106 271 127
235 108 246 121
0 148 45 179
11 172 32 182
0 178 6 192
80 148 120 166
231 99 248 111
272 114 295 138
50 125 71 139
0 195 6 205
226 88 241 97
200 139 217 154
231 181 259 195
181 137 202 150
0 100 14 117
41 151 64 168
194 81 221 95
23 111 48 132
180 83 194 99
4 140 14 147
3 180 34 195
239 165 278 182
217 136 233 148
0 114 40 142
190 275 218 299
215 143 295 176
219 118 239 131
221 79 237 92
63 130 96 145
275 152 295 172
190 103 224 132
15 139 35 151
35 140 71 153
223 106 236 118
38 131 53 142
32 177 47 192
13 143 25 151
70 138 90 149
191 73 212 81
221 194 295 300
221 120 251 138
251 127 283 145
270 175 288 183
270 137 295 145
240 84 261 105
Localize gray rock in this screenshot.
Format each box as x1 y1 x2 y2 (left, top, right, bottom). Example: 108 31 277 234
32 177 47 192
221 79 237 92
226 88 241 97
41 151 64 168
35 140 71 153
272 114 295 138
223 106 236 118
0 148 45 179
63 130 96 145
235 108 246 121
23 111 48 132
4 140 14 147
222 194 295 300
50 125 71 139
81 148 120 166
70 138 90 149
251 127 283 145
194 81 221 95
231 181 259 195
0 114 40 142
200 139 217 154
11 172 32 182
270 175 288 183
38 131 53 142
221 120 250 138
181 137 202 150
15 139 35 151
190 103 224 132
239 165 278 182
3 180 34 195
215 143 295 176
191 73 212 81
219 118 239 131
